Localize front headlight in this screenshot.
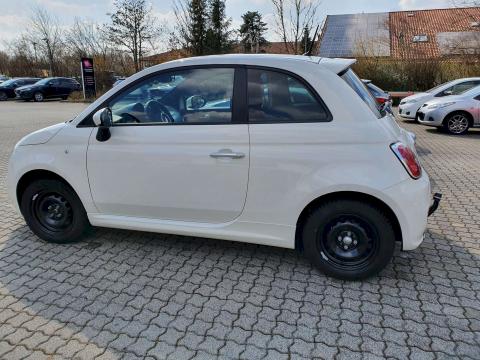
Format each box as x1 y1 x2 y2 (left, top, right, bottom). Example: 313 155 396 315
427 101 456 109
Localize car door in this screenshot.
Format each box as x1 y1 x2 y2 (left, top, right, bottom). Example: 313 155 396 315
87 66 250 224
44 79 59 98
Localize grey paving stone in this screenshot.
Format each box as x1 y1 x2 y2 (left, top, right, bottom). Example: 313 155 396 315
0 106 479 359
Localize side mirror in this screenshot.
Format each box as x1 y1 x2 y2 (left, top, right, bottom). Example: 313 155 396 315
93 108 113 142
93 107 112 127
186 95 206 110
443 90 453 96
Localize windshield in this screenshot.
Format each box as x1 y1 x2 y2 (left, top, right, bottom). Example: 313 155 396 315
459 84 480 97
0 79 17 86
36 78 53 85
341 69 383 118
426 83 447 93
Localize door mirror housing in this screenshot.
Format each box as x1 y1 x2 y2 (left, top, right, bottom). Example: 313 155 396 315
93 108 113 142
443 90 453 96
93 107 113 127
186 95 206 110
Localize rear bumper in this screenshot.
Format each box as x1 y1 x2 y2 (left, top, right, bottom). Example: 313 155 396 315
383 173 431 251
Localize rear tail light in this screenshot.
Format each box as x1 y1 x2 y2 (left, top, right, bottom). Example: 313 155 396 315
390 142 422 179
376 97 387 104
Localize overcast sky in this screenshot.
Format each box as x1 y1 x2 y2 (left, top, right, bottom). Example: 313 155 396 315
0 0 452 51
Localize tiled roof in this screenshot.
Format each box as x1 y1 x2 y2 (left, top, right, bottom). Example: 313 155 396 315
389 7 480 59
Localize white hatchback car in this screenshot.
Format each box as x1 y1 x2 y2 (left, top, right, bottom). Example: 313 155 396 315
417 85 480 135
398 77 480 120
8 55 440 280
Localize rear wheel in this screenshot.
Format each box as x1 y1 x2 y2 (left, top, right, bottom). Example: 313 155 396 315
0 91 7 101
20 179 91 243
34 92 44 102
443 113 470 135
302 200 396 280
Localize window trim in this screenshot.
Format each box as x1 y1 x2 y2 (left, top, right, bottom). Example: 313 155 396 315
77 64 244 127
244 65 332 124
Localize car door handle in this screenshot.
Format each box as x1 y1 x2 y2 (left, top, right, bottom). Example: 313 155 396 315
210 149 245 159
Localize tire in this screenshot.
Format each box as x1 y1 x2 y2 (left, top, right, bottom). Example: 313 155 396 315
443 112 470 135
302 200 396 280
62 95 68 100
20 179 91 243
34 92 44 102
0 91 7 101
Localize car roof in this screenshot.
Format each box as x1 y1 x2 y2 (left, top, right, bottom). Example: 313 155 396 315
158 54 356 75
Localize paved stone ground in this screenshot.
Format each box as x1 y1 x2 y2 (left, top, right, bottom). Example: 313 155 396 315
0 101 479 359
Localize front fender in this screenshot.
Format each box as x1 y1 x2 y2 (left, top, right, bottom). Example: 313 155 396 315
8 125 96 214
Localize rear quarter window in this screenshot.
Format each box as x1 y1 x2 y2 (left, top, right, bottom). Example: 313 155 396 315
341 70 383 118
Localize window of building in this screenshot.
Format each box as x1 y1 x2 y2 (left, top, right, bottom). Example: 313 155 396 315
413 35 428 43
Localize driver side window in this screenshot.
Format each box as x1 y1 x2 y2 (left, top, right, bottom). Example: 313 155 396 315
109 68 235 125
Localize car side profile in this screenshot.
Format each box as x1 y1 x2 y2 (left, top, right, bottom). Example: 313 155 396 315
8 54 440 280
417 85 480 135
15 77 81 102
398 77 480 120
0 77 41 101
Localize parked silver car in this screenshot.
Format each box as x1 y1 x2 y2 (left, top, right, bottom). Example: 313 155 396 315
417 85 480 135
399 77 480 120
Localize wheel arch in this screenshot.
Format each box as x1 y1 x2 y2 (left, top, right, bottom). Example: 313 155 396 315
16 169 74 208
443 110 474 127
295 191 402 251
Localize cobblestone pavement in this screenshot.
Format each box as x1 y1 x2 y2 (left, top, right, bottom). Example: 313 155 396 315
0 102 479 359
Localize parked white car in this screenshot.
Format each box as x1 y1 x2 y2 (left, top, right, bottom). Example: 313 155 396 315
417 85 480 135
399 78 480 120
7 54 440 280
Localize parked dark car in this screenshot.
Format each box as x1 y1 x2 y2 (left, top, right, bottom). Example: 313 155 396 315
362 80 392 113
0 78 41 101
15 77 81 102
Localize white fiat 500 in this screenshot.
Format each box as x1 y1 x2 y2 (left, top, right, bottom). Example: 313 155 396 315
8 55 441 280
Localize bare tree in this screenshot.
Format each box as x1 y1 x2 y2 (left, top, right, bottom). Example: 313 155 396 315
271 0 321 54
105 0 163 72
66 19 111 59
27 7 63 76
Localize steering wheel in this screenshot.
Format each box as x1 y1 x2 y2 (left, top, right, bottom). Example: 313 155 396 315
145 100 174 123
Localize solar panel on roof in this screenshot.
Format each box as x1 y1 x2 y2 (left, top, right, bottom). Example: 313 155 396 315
319 13 391 58
437 32 480 55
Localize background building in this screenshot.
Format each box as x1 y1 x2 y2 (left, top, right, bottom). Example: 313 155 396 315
318 7 480 60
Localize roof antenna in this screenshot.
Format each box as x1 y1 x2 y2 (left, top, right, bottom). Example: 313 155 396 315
304 25 320 56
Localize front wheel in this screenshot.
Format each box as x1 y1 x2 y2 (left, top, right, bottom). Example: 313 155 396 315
443 113 470 135
34 92 44 102
20 179 91 243
302 200 396 280
0 91 7 101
